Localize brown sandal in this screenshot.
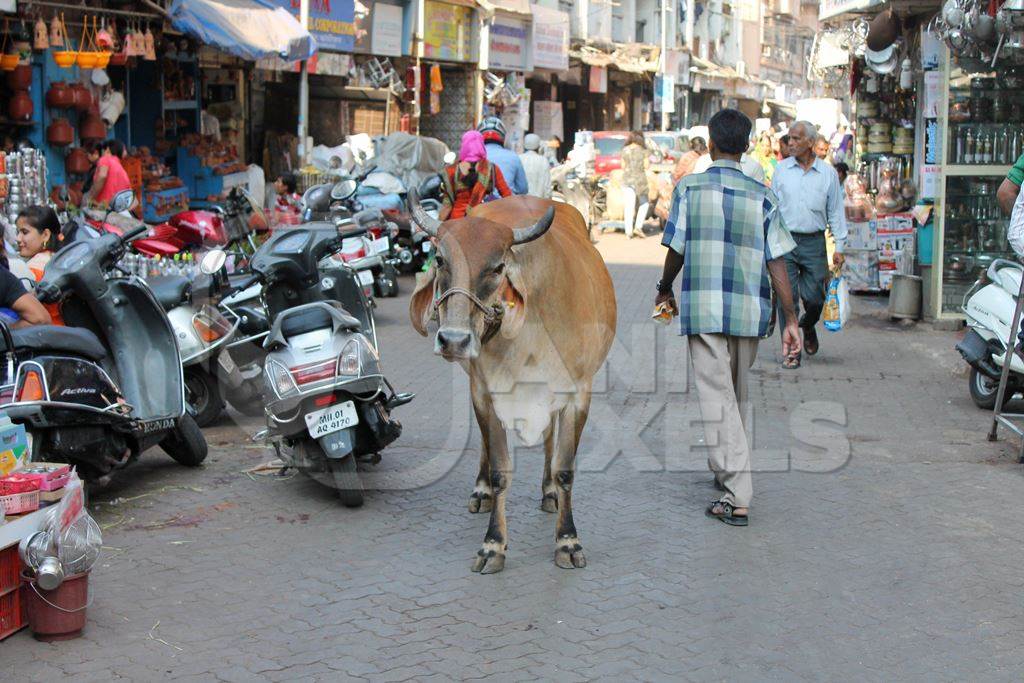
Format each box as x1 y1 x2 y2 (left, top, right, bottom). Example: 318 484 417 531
706 501 749 526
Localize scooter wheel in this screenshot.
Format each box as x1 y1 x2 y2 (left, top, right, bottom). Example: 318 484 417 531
329 453 364 507
185 368 225 427
969 367 1014 410
159 413 209 467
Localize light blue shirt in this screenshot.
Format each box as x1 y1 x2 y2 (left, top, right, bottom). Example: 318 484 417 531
485 142 529 195
771 156 848 253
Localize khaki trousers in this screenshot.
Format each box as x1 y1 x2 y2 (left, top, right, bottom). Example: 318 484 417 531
687 333 758 508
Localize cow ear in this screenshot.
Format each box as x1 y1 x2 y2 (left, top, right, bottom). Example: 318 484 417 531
409 266 436 337
501 258 528 339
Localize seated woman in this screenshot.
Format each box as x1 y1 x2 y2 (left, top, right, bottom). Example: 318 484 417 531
15 205 63 325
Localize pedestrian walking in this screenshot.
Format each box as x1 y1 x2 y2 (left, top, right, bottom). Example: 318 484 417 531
478 117 528 195
519 133 551 199
771 121 847 368
620 131 650 239
439 130 512 220
672 136 707 183
814 134 831 160
656 108 800 526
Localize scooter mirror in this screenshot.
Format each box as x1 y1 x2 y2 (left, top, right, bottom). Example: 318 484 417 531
199 249 227 275
110 189 134 214
330 179 358 201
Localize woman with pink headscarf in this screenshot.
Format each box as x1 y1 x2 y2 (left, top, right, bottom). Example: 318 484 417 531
439 130 512 220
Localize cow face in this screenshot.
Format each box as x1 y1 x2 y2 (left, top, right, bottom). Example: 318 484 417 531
410 218 528 361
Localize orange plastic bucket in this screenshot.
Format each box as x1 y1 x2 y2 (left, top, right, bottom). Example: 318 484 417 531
20 570 90 642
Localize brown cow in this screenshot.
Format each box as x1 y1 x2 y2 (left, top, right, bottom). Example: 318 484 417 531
409 194 617 574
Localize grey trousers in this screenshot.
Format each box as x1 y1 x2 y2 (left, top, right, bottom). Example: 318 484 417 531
688 333 758 508
780 231 829 329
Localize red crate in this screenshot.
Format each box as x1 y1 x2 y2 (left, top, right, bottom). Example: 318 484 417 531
0 544 20 595
0 545 24 640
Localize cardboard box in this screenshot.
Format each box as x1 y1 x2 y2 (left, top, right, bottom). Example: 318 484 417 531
847 221 877 250
845 249 879 291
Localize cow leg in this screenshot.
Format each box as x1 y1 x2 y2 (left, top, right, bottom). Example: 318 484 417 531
541 421 558 513
553 396 590 570
468 383 493 514
471 404 511 574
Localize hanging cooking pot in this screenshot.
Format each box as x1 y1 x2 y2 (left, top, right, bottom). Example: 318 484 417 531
46 81 73 108
70 83 92 111
5 63 31 89
65 147 90 175
7 90 32 120
79 112 106 141
867 9 901 51
46 118 74 147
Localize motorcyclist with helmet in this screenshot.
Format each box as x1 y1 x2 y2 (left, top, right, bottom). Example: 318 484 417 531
477 117 528 196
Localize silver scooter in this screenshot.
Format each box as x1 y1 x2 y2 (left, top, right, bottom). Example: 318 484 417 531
228 221 413 506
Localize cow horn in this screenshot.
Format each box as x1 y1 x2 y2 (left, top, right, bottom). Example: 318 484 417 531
407 187 441 236
512 207 555 245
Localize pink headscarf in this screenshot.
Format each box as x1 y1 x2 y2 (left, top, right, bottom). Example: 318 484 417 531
459 130 487 163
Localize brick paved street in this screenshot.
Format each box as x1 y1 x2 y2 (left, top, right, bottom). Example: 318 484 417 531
8 232 1024 680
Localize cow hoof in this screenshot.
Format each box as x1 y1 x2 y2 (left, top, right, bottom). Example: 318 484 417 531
468 491 493 514
555 539 586 569
540 494 558 513
471 549 506 574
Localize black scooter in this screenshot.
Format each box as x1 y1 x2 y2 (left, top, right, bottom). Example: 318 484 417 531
0 191 207 481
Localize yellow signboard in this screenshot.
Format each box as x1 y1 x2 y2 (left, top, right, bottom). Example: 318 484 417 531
424 1 475 62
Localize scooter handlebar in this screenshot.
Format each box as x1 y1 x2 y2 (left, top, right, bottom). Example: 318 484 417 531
122 224 149 242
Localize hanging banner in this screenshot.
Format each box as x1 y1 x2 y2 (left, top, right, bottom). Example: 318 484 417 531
589 66 607 94
654 75 675 113
531 4 569 71
489 14 529 72
269 0 356 52
424 0 475 62
533 101 563 141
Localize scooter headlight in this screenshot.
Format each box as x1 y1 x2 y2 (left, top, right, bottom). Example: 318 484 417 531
265 359 298 398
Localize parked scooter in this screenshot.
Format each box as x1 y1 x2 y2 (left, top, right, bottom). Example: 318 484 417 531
240 221 413 506
393 174 443 274
148 255 240 427
303 178 402 298
1 190 207 481
957 258 1024 408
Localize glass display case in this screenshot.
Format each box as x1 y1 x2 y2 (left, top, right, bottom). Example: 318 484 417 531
931 59 1018 318
940 176 1010 313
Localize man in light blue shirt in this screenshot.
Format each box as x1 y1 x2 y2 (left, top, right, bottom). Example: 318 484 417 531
770 120 847 368
478 117 528 195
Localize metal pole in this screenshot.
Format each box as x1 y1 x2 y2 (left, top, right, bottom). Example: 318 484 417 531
988 269 1024 442
660 0 669 131
298 0 310 167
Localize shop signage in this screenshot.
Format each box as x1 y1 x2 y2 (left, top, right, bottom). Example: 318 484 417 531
270 0 356 52
654 75 675 113
371 2 403 56
589 66 607 94
489 14 529 72
533 100 563 140
664 49 690 86
818 0 884 21
424 0 475 62
0 1 14 12
531 4 569 71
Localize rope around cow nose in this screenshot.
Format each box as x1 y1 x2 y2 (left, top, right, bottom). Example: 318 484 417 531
433 287 506 342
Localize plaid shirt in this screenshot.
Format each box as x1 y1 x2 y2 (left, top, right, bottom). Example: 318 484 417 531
662 159 796 337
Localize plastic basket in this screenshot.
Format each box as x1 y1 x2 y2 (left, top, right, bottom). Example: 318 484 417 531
0 475 40 495
0 490 39 515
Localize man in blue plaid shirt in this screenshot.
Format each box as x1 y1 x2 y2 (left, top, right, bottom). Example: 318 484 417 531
654 109 801 526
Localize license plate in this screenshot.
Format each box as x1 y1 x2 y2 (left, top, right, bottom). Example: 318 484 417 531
371 236 390 254
304 400 359 438
422 242 432 253
357 269 374 286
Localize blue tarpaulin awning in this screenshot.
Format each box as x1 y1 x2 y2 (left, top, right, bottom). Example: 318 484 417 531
169 0 317 62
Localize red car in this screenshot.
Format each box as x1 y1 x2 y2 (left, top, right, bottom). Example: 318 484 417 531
593 131 629 175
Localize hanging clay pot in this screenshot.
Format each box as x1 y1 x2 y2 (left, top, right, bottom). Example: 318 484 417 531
49 15 64 47
34 17 49 50
70 83 92 111
47 118 74 147
65 147 90 175
8 90 33 120
46 81 73 108
79 112 106 141
5 63 30 89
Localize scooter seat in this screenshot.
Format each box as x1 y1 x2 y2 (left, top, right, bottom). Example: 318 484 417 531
7 325 107 361
279 304 361 338
148 276 192 311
